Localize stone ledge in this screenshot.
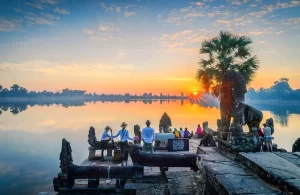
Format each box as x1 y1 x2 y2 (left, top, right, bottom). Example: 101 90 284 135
238 152 300 194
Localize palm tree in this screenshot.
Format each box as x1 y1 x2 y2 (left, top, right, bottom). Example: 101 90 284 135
196 31 259 98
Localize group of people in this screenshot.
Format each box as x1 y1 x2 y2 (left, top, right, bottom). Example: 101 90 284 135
257 123 273 152
172 127 193 139
100 120 155 165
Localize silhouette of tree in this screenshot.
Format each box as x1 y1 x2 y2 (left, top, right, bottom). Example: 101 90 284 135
196 31 259 98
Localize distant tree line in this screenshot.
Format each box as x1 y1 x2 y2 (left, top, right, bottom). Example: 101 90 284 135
246 78 300 100
0 84 186 100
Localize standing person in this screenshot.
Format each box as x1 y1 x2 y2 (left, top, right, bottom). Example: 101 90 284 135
183 127 191 138
263 123 272 152
111 122 133 166
100 126 113 161
142 120 155 153
196 124 202 138
179 128 184 138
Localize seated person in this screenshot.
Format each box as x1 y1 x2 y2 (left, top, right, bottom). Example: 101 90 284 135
100 126 114 160
196 124 203 137
183 128 192 138
173 128 181 138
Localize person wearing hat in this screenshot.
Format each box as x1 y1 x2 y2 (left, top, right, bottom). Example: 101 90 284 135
100 126 113 160
141 120 155 153
111 122 133 166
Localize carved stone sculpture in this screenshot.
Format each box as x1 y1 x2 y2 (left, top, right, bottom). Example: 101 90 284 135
88 126 97 147
219 69 263 140
59 138 73 175
199 131 216 147
159 112 172 133
292 138 300 152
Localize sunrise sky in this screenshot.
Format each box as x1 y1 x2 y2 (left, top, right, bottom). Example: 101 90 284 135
0 0 300 95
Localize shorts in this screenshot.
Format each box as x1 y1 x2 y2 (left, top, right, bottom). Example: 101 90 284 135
264 136 272 142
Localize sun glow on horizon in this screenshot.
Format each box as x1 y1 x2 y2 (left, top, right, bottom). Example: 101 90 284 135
193 92 198 95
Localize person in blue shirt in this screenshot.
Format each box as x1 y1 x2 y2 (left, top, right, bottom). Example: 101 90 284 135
111 122 133 166
142 120 155 153
100 126 113 160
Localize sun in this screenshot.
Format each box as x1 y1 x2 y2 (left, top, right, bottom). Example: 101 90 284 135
193 92 198 95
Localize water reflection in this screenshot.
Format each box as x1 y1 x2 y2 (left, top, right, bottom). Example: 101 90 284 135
0 100 300 194
1 98 298 128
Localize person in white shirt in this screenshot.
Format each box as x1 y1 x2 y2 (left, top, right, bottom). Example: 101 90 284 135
142 120 155 153
263 123 273 152
179 127 184 138
111 122 133 166
100 126 112 160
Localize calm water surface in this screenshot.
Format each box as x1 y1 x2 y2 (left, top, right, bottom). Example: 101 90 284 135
0 100 300 195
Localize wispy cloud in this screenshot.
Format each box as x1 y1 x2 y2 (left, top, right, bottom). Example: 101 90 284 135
0 61 135 78
83 28 93 35
0 18 21 32
250 1 300 18
106 5 121 12
25 2 45 9
25 12 54 25
281 17 300 26
226 0 248 5
99 24 117 32
54 7 69 15
99 2 105 8
124 11 136 17
13 8 22 12
153 77 193 81
39 0 58 5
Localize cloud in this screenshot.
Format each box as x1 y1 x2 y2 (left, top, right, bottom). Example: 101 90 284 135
0 18 21 32
250 1 300 18
54 7 69 15
216 20 231 24
25 2 45 9
117 51 126 60
159 30 208 52
154 78 193 81
194 2 205 6
39 0 58 5
99 2 105 8
124 11 136 17
184 13 205 18
99 24 116 32
281 17 300 26
226 0 248 5
106 5 121 12
83 28 93 35
0 61 135 78
13 8 22 12
25 12 54 25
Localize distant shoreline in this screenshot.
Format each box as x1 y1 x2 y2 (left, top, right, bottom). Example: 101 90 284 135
0 97 187 103
246 99 300 106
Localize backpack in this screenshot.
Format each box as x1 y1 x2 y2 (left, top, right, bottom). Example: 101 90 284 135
174 130 180 138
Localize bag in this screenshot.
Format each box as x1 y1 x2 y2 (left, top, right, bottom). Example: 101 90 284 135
121 129 126 141
174 131 180 138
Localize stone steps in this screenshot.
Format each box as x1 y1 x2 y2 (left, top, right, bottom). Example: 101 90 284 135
197 147 284 195
238 152 300 194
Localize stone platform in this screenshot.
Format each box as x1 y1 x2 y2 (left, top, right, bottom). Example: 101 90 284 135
43 138 300 195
